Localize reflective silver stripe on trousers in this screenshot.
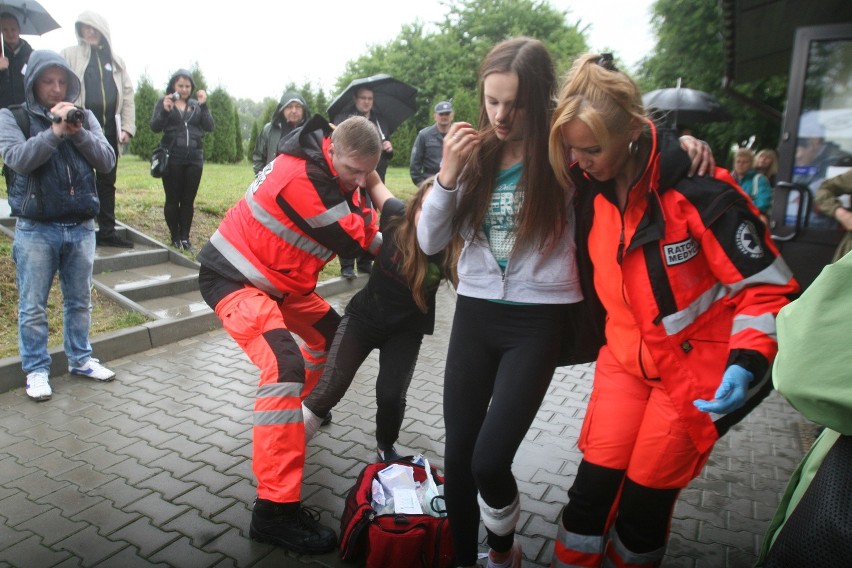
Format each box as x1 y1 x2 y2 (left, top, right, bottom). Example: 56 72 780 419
254 383 305 426
257 383 303 399
210 230 279 298
245 191 334 262
254 408 303 426
301 345 327 360
603 526 665 567
552 520 604 568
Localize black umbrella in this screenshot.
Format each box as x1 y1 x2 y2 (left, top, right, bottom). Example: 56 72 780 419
327 74 417 136
0 0 60 57
642 81 733 127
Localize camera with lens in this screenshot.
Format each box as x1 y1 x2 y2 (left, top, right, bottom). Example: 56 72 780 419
46 107 86 125
170 92 181 101
65 108 85 125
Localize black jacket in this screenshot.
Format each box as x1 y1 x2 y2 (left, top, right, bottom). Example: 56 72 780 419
0 38 32 109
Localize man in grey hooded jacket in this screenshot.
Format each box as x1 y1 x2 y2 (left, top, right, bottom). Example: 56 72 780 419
0 50 117 401
252 91 309 174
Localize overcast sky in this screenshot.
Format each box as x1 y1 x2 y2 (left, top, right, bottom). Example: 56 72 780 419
28 0 656 101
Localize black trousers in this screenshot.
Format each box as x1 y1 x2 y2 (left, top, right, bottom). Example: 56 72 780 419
305 313 422 449
162 160 203 242
96 132 120 236
442 295 567 564
95 163 118 235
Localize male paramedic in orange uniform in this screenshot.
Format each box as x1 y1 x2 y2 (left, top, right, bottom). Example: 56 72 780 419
197 115 390 554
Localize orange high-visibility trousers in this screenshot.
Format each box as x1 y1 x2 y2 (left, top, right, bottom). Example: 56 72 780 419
579 346 710 488
552 346 713 567
214 286 339 503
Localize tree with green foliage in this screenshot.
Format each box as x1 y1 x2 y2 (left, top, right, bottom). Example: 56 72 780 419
206 88 237 163
331 0 589 168
188 63 208 94
638 0 787 166
129 75 161 159
248 120 260 161
236 97 271 142
260 97 279 126
233 108 243 162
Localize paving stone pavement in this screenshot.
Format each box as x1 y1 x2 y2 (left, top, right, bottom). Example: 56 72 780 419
0 285 810 568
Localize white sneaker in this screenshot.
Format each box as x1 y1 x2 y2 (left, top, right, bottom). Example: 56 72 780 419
486 541 522 568
26 371 52 401
69 358 116 382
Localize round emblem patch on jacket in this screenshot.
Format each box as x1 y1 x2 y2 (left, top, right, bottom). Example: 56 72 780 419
735 221 764 258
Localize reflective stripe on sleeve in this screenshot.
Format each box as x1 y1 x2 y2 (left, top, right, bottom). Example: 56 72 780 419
245 191 335 262
304 200 352 229
727 257 795 295
367 231 383 255
732 312 777 339
662 282 726 336
661 256 790 337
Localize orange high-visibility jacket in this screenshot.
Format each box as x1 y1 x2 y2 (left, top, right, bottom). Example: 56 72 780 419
572 122 799 453
197 116 382 298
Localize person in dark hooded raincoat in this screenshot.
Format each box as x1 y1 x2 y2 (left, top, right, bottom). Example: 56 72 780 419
252 91 309 174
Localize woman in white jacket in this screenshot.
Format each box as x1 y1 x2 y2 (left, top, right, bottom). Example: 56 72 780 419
416 37 581 568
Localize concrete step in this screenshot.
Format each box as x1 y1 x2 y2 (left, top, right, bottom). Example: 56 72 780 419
87 226 210 321
95 261 201 301
136 289 211 319
0 217 210 321
0 201 371 393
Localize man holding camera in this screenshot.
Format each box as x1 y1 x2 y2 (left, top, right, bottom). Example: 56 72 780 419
0 50 117 401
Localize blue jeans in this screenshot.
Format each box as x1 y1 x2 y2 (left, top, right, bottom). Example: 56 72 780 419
13 218 96 374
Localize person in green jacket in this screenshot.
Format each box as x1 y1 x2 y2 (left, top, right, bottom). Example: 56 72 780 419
756 252 852 566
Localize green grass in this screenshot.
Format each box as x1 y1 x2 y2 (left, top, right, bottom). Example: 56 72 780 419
0 155 419 359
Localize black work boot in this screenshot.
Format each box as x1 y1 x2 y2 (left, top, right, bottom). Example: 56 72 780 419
249 498 337 554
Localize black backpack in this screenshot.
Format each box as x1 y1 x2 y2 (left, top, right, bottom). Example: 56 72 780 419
2 104 30 191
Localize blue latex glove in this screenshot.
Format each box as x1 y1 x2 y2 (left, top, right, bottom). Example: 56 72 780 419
693 365 753 414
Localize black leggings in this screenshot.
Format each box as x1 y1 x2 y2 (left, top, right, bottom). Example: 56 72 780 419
304 313 423 449
162 160 203 241
443 295 567 564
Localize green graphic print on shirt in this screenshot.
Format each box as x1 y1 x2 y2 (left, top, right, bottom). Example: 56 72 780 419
483 162 523 270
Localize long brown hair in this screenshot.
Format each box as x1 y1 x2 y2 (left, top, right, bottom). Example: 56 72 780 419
455 37 566 250
391 177 461 313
